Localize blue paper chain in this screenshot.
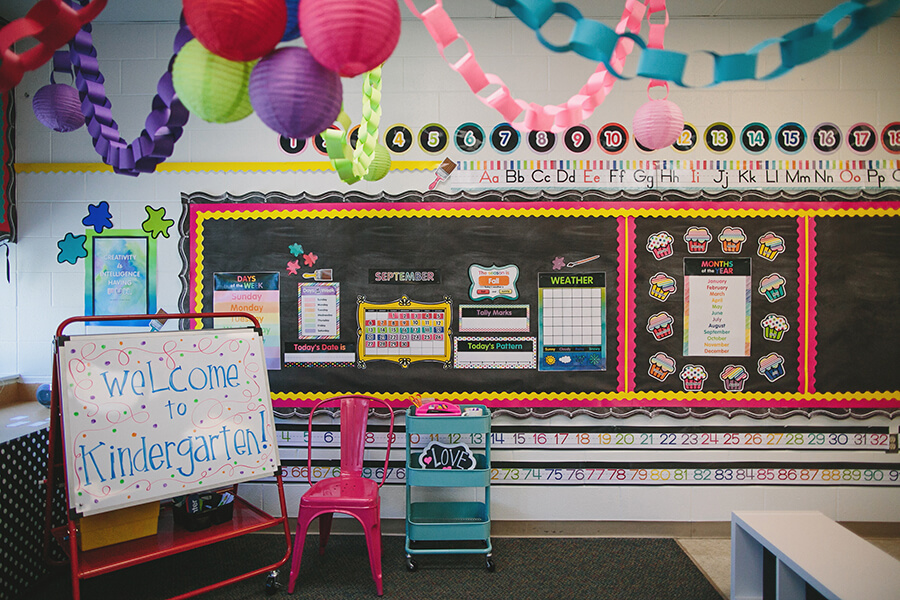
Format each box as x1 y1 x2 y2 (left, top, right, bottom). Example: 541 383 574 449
488 0 900 87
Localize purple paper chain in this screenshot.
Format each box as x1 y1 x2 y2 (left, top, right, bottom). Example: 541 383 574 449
66 1 191 176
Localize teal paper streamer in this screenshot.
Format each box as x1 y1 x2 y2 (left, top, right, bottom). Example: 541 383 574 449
487 0 900 87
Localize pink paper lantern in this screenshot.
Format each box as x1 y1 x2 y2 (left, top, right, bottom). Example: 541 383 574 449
633 99 684 150
248 46 343 140
300 0 401 78
183 0 287 62
32 83 84 132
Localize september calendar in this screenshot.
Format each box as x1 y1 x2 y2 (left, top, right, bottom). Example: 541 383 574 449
356 296 452 366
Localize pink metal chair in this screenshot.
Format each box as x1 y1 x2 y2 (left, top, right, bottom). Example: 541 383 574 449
287 395 395 596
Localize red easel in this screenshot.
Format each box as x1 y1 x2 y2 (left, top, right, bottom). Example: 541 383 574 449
43 312 292 599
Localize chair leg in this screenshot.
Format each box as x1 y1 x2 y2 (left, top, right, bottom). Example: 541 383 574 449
318 512 333 555
363 517 383 596
287 512 313 594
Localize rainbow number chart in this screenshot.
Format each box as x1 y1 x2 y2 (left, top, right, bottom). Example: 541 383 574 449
356 297 452 366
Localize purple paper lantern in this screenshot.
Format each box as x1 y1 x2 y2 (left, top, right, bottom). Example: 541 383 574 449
632 99 684 150
32 83 85 132
248 46 342 140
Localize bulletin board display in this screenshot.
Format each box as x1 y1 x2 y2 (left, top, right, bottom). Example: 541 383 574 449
179 190 900 413
57 327 280 515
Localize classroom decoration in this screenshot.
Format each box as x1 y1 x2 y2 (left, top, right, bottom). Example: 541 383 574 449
281 0 301 41
31 82 84 132
403 0 645 132
64 8 192 175
248 46 342 140
324 66 386 184
632 97 684 149
299 0 401 78
0 0 108 93
363 144 392 181
172 39 256 124
182 0 286 62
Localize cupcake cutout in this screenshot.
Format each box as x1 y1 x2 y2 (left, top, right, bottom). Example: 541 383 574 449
683 226 712 254
758 273 786 302
679 364 708 391
760 313 789 341
646 311 674 340
648 352 676 382
717 226 746 253
647 231 675 260
757 352 785 382
757 232 785 261
649 272 677 302
719 364 749 391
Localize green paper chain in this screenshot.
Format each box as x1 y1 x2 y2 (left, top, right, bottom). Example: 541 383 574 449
325 66 383 184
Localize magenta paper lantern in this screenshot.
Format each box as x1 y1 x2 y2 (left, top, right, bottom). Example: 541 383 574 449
32 83 84 132
248 46 343 140
300 0 401 78
632 99 684 150
183 0 287 62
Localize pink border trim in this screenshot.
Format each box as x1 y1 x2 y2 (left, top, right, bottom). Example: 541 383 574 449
618 216 634 393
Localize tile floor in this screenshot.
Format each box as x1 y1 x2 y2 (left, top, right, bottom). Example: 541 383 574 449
677 537 900 599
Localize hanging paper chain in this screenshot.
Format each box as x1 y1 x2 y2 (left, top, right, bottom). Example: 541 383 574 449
488 0 900 87
642 0 670 97
0 0 107 93
325 66 383 184
65 0 191 176
351 65 383 178
404 0 654 132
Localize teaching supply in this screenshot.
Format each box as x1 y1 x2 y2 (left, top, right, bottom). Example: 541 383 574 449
302 268 333 281
428 157 456 190
566 254 600 268
418 401 461 416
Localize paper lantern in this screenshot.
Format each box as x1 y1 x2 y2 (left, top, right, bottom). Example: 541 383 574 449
249 46 342 140
632 99 685 150
282 0 301 41
172 39 256 123
183 0 287 62
300 0 401 78
32 83 84 132
363 144 391 181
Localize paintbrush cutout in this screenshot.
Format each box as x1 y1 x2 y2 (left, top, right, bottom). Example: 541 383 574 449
428 157 457 190
302 269 332 281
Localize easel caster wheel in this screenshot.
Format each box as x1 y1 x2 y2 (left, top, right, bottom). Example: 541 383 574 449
406 557 418 572
265 570 281 595
486 556 495 572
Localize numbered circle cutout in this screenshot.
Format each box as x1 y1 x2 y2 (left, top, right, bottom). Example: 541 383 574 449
775 122 807 154
847 122 877 155
704 122 735 154
454 122 485 154
672 123 698 153
279 135 307 155
597 123 629 154
811 123 842 155
313 127 339 155
563 125 593 154
527 130 557 154
740 123 771 154
490 123 521 154
418 123 450 154
881 122 900 154
384 123 414 154
348 125 361 149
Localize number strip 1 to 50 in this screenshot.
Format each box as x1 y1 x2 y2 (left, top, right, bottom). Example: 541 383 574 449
276 429 891 450
274 464 900 486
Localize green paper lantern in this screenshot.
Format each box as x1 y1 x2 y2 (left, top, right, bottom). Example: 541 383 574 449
172 39 256 123
363 143 392 182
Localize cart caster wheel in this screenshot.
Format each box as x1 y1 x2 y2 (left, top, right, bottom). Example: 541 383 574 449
486 557 495 572
265 570 281 595
406 557 418 572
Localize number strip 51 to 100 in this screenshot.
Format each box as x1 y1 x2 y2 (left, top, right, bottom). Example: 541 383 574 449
277 430 890 450
273 465 900 486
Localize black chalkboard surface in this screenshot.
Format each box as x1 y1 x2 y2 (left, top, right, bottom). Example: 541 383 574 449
179 189 900 418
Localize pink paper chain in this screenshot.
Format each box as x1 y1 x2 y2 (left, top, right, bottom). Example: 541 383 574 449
403 0 666 132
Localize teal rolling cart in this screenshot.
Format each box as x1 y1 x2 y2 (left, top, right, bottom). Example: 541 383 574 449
404 405 493 572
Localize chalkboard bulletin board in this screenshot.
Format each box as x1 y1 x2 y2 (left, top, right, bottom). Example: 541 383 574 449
58 327 280 515
179 189 900 418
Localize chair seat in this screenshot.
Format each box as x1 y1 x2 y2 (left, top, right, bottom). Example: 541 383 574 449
301 475 380 508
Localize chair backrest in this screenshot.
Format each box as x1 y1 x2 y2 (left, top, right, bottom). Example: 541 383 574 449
307 395 395 486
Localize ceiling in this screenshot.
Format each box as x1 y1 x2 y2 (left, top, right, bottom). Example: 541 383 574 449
0 0 871 24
